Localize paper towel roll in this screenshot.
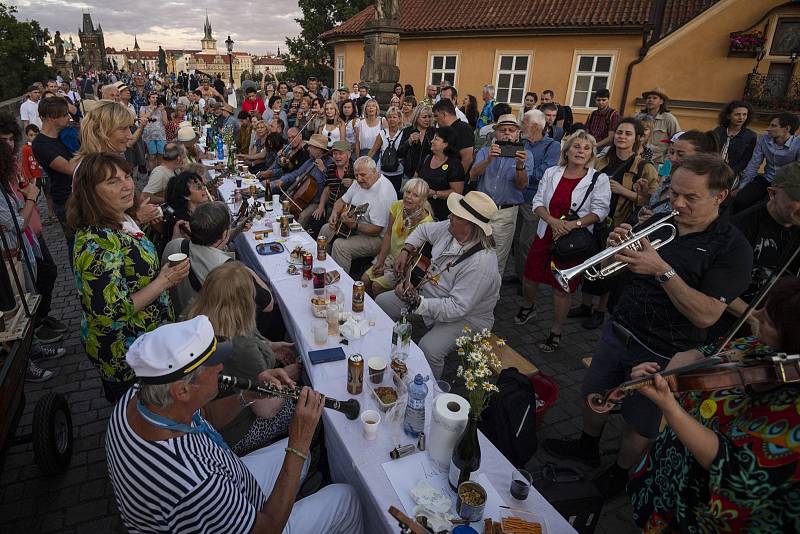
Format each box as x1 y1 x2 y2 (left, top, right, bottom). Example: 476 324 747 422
427 393 471 472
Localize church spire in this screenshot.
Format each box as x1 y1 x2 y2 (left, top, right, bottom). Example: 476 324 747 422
204 11 213 40
133 34 140 50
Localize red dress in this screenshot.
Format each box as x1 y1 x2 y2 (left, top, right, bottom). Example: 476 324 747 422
524 175 584 293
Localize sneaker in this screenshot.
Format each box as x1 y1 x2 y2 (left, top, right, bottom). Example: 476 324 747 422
42 316 68 333
567 304 593 319
542 437 601 467
26 361 55 382
582 311 605 330
32 345 67 361
592 463 630 497
514 304 536 325
34 324 63 344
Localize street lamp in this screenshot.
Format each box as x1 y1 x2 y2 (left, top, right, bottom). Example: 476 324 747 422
225 35 234 86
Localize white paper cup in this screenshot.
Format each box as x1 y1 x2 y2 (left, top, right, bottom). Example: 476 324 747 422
167 252 188 267
361 410 381 441
368 357 387 384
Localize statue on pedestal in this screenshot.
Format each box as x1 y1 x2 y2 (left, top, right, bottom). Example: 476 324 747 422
53 31 65 58
375 0 400 21
360 0 401 106
158 46 167 75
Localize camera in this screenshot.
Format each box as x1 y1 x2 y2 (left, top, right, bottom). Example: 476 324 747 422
495 140 524 158
160 204 176 218
148 117 157 123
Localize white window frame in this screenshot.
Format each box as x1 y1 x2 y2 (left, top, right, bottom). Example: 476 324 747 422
428 52 459 87
335 54 345 91
493 51 533 106
567 50 617 110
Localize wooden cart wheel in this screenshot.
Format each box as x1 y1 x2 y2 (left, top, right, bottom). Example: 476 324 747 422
32 392 73 475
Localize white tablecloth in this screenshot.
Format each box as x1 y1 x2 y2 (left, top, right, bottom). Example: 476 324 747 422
216 178 576 533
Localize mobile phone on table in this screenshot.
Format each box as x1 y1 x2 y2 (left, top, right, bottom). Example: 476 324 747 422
308 347 346 365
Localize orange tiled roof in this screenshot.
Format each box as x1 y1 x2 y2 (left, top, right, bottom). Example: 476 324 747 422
321 0 718 39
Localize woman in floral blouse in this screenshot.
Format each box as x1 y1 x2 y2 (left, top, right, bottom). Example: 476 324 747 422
67 153 190 402
627 276 800 533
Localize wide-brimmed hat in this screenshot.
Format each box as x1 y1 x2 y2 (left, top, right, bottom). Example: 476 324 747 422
496 114 520 128
446 191 498 236
331 140 352 152
222 103 235 114
208 100 223 109
307 133 330 151
177 126 196 142
126 316 232 385
773 162 800 200
641 87 670 101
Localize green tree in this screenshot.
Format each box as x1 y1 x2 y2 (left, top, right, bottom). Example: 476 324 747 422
283 0 371 85
0 3 53 101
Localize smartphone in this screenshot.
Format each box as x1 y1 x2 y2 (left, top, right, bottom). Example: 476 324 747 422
496 140 524 158
308 347 347 365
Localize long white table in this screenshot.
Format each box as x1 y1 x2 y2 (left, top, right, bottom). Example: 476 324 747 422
216 177 576 534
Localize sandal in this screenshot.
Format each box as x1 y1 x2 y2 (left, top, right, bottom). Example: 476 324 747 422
539 332 561 353
514 304 536 325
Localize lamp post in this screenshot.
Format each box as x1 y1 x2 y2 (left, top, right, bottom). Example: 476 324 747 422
225 35 234 86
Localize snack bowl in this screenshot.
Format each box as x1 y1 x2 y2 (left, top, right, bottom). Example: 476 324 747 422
499 508 549 534
367 369 407 412
310 296 328 318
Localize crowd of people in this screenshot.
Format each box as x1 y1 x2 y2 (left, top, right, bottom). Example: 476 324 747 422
3 66 799 532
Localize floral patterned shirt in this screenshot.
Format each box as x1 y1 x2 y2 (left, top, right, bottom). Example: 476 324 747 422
73 226 173 383
628 336 800 533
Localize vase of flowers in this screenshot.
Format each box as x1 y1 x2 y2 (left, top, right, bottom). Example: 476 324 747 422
729 31 765 57
448 327 502 490
223 126 236 171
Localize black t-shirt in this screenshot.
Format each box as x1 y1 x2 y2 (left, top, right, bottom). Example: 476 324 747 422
613 213 754 355
732 201 800 302
449 120 475 153
32 133 74 205
417 155 465 221
397 126 433 177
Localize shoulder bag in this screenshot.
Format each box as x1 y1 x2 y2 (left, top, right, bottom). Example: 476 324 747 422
551 170 599 264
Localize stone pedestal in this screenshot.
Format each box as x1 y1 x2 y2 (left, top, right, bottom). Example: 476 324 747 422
360 20 400 107
53 57 69 78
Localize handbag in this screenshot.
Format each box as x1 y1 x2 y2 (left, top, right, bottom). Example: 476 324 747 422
551 171 599 263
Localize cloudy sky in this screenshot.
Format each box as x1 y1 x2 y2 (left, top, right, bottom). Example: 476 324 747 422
13 0 302 54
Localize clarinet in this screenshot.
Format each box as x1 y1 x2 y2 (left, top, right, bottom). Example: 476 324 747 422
218 374 360 420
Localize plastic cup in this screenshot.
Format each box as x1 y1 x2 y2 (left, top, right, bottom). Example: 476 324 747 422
434 380 451 397
361 410 381 440
167 252 188 267
510 469 533 500
313 319 327 345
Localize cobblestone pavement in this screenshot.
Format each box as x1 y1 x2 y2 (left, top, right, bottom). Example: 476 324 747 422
0 220 637 534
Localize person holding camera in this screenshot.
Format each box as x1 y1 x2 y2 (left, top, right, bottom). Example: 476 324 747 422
468 114 534 276
515 130 611 352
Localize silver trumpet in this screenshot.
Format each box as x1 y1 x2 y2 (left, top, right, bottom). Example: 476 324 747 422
551 210 679 292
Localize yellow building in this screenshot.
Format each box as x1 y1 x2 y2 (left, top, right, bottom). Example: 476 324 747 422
323 0 800 131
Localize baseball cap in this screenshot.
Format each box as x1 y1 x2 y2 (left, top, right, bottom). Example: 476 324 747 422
772 162 800 200
126 316 232 384
331 140 352 152
661 131 685 143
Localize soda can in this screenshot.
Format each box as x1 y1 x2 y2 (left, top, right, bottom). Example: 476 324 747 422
302 252 313 280
347 353 364 395
312 267 326 295
281 200 291 214
279 215 289 237
249 184 258 198
352 281 365 313
317 235 327 261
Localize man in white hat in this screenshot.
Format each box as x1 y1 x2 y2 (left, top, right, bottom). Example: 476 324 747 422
469 114 534 276
377 191 502 378
107 316 363 534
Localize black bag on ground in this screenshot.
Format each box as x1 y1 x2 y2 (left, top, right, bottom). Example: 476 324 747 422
533 475 604 534
478 368 537 468
551 171 600 264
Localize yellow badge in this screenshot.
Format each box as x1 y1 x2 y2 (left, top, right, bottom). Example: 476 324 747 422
442 164 449 171
700 399 717 419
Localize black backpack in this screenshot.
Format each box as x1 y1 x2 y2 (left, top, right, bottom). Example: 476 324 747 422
380 130 400 173
478 368 538 468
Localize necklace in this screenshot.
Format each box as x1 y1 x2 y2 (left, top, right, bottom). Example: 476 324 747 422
402 206 425 230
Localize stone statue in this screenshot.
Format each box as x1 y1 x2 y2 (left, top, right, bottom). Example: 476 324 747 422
53 31 64 58
375 0 400 21
158 46 167 74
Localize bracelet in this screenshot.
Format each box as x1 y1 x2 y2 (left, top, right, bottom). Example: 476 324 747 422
25 197 35 204
239 391 255 408
285 447 308 461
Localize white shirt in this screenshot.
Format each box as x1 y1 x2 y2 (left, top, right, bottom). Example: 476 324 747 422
377 128 404 177
532 165 612 238
20 99 42 128
143 165 177 195
341 175 397 236
454 107 469 125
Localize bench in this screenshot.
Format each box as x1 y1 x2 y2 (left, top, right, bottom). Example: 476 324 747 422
488 334 539 376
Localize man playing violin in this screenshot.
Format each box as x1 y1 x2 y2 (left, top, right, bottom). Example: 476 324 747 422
257 126 308 182
627 277 800 533
544 154 753 495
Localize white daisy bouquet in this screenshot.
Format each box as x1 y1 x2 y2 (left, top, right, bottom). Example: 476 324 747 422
455 327 502 417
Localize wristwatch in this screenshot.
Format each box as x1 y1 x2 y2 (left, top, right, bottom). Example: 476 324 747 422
575 219 582 228
656 268 676 284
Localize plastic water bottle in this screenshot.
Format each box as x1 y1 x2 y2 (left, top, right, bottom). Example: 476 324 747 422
404 374 428 438
216 135 224 160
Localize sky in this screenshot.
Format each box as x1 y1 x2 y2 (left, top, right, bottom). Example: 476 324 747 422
12 0 302 55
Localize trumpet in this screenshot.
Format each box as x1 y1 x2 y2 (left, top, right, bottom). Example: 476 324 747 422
218 374 361 420
551 210 679 292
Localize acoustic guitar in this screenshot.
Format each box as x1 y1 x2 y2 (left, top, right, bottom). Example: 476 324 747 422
403 242 433 288
334 202 370 238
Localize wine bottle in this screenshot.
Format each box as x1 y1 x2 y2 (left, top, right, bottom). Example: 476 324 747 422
448 414 480 491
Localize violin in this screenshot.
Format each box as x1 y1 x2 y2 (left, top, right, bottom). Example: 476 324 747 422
587 353 800 413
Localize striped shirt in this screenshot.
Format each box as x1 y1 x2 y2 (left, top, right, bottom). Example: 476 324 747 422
325 162 355 209
106 389 265 533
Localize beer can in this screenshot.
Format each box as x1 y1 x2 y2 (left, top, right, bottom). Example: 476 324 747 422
249 184 257 198
279 215 289 237
281 200 291 214
302 252 313 280
312 267 326 295
352 281 365 313
317 235 327 261
347 353 364 395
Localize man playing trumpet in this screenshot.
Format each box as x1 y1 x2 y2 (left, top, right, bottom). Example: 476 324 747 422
544 154 753 496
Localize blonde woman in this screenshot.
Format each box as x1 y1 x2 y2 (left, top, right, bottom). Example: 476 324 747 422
185 261 297 456
517 130 611 352
355 98 384 157
368 106 405 192
362 178 432 297
317 100 345 147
